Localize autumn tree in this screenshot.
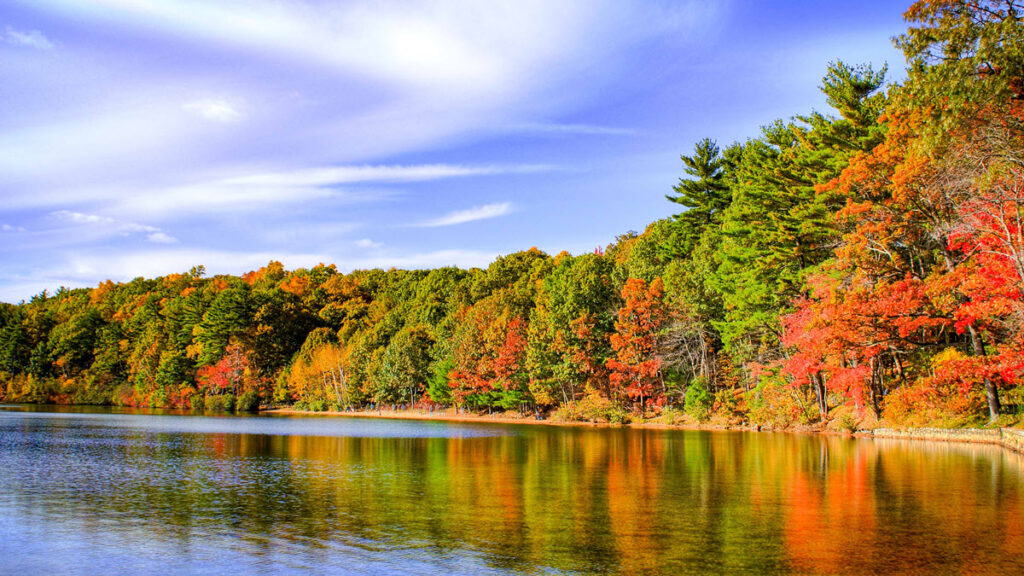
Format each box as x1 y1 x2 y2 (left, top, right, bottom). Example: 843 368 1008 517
607 278 667 411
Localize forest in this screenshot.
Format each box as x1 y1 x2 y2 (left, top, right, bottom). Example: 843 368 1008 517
2 1 1023 429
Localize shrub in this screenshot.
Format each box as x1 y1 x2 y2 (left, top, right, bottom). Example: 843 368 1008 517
655 406 684 425
837 411 858 433
882 382 984 428
549 391 631 424
579 390 631 424
205 393 236 412
746 376 814 429
549 403 575 422
684 378 713 422
236 391 261 413
711 388 747 424
307 398 327 412
188 393 205 411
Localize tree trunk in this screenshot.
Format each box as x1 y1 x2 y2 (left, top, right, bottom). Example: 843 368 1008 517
968 326 1001 422
869 357 882 419
811 371 827 421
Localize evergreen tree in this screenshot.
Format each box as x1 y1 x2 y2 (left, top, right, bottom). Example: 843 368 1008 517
665 138 733 257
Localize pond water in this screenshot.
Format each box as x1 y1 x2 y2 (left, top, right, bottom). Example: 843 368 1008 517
1 406 1022 575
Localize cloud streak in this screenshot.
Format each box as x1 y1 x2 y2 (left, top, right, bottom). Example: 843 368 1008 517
417 202 513 227
222 164 550 188
115 165 545 217
2 26 54 50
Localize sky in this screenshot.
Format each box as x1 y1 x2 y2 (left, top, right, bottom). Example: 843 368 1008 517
0 0 909 303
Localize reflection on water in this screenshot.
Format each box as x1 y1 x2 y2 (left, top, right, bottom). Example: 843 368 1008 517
0 409 1022 575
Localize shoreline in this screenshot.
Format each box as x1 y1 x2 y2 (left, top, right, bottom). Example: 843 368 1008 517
266 406 1024 453
266 406 714 430
5 402 1021 454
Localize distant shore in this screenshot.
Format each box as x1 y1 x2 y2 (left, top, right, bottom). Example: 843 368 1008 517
266 406 1024 454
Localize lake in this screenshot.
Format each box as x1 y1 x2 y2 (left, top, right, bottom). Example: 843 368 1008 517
0 406 1022 575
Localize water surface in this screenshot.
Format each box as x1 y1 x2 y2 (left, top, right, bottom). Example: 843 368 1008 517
1 407 1021 575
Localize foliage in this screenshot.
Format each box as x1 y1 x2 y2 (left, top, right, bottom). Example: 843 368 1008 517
684 378 713 422
204 393 236 413
551 389 631 424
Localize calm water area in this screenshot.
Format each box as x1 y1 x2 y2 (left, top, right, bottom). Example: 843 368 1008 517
1 406 1022 575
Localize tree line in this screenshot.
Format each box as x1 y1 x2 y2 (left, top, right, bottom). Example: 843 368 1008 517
2 1 1023 428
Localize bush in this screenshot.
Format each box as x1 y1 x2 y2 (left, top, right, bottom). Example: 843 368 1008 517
549 403 575 422
549 390 631 424
307 398 327 412
236 391 261 413
655 406 683 425
581 390 630 424
836 410 858 433
189 393 205 411
746 376 815 429
711 388 747 424
205 393 236 412
882 382 984 428
684 378 713 422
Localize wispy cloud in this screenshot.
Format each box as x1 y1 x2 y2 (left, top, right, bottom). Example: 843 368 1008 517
417 202 513 227
51 210 176 243
116 165 544 217
2 224 27 232
182 98 242 123
2 26 54 50
510 122 637 136
53 210 156 231
222 164 550 188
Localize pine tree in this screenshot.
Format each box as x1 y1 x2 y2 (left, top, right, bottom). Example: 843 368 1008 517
665 138 733 257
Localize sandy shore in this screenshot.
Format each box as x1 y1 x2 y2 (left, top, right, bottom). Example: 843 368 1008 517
265 406 775 432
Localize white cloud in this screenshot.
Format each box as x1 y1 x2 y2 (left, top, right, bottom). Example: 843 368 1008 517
355 238 382 249
2 224 27 232
0 1 703 217
25 1 599 95
53 210 158 231
2 26 55 50
182 98 242 123
53 210 112 225
50 210 182 243
417 202 513 227
146 232 178 244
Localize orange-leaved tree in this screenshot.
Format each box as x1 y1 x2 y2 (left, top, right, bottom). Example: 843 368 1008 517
607 278 666 411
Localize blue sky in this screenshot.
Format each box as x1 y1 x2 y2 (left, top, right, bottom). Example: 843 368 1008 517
0 0 907 303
